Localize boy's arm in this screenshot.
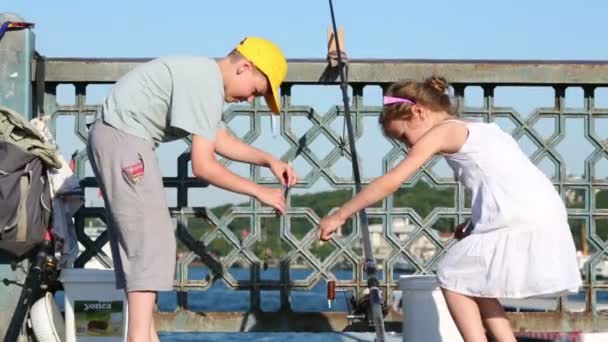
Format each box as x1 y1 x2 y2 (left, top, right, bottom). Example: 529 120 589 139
214 127 273 166
191 134 286 214
214 128 297 187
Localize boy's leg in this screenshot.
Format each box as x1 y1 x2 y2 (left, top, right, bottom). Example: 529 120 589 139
127 291 157 342
87 120 176 342
474 297 516 342
441 288 487 342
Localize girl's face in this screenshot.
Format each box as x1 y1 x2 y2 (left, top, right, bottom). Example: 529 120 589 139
385 105 436 147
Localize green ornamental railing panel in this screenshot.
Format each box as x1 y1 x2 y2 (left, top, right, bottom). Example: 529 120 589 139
39 58 608 318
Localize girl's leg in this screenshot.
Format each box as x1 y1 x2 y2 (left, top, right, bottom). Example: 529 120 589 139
474 297 516 342
441 288 488 342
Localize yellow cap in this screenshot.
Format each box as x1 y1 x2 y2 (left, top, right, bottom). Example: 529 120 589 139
235 37 287 114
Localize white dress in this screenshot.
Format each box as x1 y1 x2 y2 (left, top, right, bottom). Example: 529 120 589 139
436 121 582 298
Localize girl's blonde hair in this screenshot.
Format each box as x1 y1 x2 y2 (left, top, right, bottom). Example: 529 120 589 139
380 76 457 135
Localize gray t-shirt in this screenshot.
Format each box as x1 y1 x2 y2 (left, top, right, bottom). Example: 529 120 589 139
100 56 225 144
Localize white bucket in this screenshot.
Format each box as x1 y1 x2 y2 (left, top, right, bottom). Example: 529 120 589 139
59 268 128 342
399 275 462 342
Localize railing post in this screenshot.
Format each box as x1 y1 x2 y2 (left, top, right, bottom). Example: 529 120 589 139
0 12 35 117
0 12 36 341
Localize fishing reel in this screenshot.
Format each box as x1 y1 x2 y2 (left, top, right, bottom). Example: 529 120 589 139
32 239 60 291
348 287 389 326
326 279 389 327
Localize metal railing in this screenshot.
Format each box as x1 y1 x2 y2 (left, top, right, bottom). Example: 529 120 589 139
39 57 608 332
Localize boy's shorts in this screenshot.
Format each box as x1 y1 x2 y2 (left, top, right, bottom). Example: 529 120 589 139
87 120 176 292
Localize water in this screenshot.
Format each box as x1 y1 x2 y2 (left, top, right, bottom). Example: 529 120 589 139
158 267 603 313
156 267 370 313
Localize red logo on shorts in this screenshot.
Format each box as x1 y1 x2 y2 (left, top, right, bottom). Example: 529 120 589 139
122 160 144 184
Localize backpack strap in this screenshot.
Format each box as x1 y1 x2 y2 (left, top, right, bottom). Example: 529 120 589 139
16 172 30 242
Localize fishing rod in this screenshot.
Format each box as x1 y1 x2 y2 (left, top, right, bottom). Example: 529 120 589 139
327 1 387 340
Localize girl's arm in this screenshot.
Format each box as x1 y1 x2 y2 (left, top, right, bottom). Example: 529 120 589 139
318 121 467 241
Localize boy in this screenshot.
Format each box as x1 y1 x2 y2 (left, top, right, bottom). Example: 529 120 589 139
87 37 296 342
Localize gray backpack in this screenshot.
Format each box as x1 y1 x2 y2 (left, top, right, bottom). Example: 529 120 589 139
0 106 60 259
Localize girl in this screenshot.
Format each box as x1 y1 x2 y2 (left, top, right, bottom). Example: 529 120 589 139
318 76 582 341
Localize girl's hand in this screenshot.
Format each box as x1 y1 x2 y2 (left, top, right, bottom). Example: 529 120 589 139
454 221 472 240
318 213 346 241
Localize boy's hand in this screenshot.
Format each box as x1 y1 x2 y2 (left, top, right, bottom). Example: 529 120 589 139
256 186 286 215
318 213 346 241
268 159 297 187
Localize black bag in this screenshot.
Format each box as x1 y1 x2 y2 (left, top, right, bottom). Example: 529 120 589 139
0 141 52 259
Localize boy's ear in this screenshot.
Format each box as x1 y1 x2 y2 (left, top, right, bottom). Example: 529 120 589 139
236 59 255 75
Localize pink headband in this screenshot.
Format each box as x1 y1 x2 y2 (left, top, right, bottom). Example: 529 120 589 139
383 96 415 106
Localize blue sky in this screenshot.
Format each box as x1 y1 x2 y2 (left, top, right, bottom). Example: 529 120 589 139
5 0 608 60
3 0 608 207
